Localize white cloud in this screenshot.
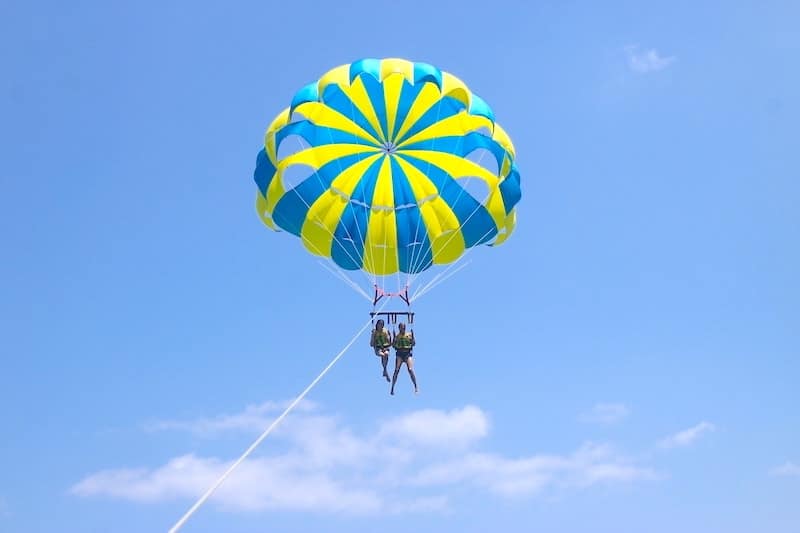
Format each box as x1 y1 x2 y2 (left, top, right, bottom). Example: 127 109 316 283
413 443 657 497
580 403 630 424
625 45 676 73
71 454 382 514
378 405 489 448
658 422 715 449
770 461 800 477
73 402 659 515
145 399 318 435
387 496 450 515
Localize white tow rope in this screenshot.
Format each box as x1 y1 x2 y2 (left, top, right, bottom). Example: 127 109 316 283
167 308 385 532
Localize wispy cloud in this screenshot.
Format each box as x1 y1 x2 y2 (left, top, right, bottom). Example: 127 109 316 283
412 443 658 497
625 45 676 73
144 399 318 436
770 461 800 477
73 403 659 515
71 454 385 514
579 403 630 424
378 405 489 448
658 422 715 449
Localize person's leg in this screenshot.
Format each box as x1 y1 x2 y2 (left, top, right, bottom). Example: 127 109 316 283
406 355 418 393
381 350 390 381
375 348 385 377
390 355 402 395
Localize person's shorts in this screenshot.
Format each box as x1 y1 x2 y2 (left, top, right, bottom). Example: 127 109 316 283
395 350 412 362
374 346 390 356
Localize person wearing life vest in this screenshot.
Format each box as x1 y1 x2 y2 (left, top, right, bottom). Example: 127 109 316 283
369 319 392 382
390 322 418 395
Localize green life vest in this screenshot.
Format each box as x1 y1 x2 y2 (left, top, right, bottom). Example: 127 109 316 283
394 333 414 350
373 329 390 347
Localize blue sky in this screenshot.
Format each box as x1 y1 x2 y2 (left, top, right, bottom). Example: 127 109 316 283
2 0 799 532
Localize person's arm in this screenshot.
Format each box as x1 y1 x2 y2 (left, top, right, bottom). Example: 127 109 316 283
369 330 375 347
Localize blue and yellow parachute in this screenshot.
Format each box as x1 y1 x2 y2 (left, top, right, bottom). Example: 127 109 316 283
254 58 521 277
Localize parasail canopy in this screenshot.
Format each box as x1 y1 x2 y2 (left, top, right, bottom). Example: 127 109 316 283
254 58 521 279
